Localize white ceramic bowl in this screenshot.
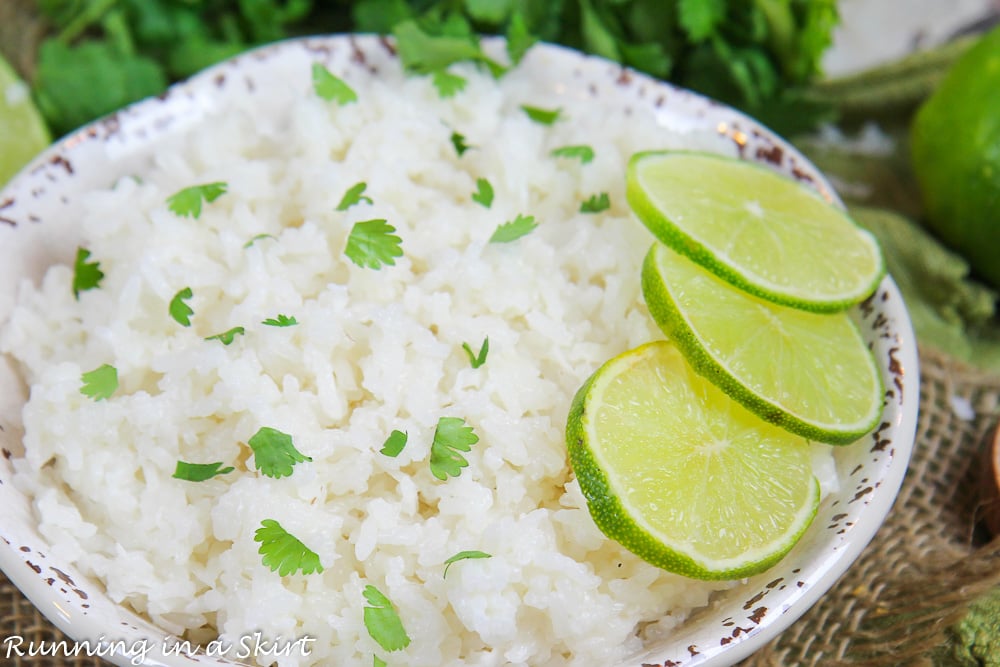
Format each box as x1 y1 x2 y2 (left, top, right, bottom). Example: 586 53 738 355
0 35 919 667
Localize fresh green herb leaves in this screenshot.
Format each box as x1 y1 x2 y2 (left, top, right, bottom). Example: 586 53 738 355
244 233 277 248
312 63 357 104
462 338 489 369
254 519 324 576
172 461 234 482
248 426 312 478
678 0 727 43
337 182 373 211
345 219 404 270
72 247 104 299
380 430 409 457
392 19 504 77
363 585 411 652
204 326 245 345
551 145 594 164
373 656 387 667
262 314 298 327
169 287 194 326
580 193 611 213
80 364 118 401
443 550 492 578
166 182 227 219
429 417 479 480
450 131 471 156
432 69 467 98
520 105 561 125
471 178 494 208
489 214 537 243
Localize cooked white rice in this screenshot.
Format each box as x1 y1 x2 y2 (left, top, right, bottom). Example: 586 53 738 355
0 46 835 666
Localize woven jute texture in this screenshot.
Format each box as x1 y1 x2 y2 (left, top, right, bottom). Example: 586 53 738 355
2 344 999 666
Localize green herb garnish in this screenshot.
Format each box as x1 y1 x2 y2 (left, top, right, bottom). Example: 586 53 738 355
166 182 227 219
429 417 479 480
204 326 245 345
551 145 594 163
489 214 537 243
262 314 298 327
520 105 561 125
462 337 489 369
380 430 408 457
345 219 404 269
471 178 493 208
248 426 312 478
443 550 492 578
72 247 104 299
580 193 611 213
244 233 277 248
169 287 194 326
363 585 411 652
80 364 118 401
172 461 234 482
337 182 373 211
254 519 324 576
432 69 467 97
450 131 471 156
312 63 357 104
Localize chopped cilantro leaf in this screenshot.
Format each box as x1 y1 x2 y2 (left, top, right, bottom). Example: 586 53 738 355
489 214 537 243
337 182 373 211
450 131 471 156
462 337 489 369
204 326 245 345
345 219 404 270
551 145 595 164
471 178 493 208
443 550 492 578
363 585 411 652
72 247 104 299
262 314 298 327
169 287 194 327
432 69 467 98
80 364 118 401
244 233 277 248
380 430 408 457
580 193 611 213
166 182 227 219
312 63 358 104
678 0 727 42
505 11 537 65
520 105 561 125
172 461 234 482
374 656 387 667
429 417 479 480
248 426 312 478
254 519 324 576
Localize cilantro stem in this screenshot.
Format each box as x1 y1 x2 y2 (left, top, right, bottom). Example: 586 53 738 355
57 0 120 45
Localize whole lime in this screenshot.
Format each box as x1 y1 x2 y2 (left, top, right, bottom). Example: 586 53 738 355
910 26 1000 290
0 54 50 187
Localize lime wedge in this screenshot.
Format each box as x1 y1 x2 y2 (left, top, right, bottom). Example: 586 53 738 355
642 241 883 444
566 341 819 580
0 54 50 187
626 151 884 312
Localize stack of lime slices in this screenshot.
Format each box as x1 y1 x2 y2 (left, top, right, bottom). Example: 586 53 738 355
567 151 885 580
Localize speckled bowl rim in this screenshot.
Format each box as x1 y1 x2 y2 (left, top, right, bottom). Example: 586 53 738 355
0 34 919 667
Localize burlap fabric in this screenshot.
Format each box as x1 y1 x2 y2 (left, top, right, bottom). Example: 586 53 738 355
2 344 999 667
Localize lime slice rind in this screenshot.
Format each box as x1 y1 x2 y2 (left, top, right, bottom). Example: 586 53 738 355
626 150 885 313
0 55 51 187
567 341 821 581
642 242 884 445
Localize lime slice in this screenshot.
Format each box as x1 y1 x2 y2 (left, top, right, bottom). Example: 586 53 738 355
566 341 819 580
0 54 50 187
642 241 883 444
626 151 884 312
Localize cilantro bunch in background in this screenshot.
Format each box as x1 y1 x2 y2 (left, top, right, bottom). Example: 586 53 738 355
14 0 839 139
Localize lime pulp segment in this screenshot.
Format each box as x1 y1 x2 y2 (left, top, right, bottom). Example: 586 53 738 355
566 341 820 580
642 241 884 444
626 151 884 312
0 55 50 187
